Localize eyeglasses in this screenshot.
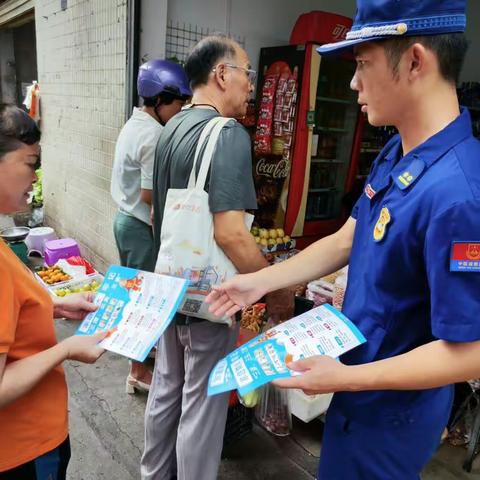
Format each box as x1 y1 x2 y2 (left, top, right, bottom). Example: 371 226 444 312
213 63 257 85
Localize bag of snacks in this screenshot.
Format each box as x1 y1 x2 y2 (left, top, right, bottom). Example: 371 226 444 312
333 267 349 311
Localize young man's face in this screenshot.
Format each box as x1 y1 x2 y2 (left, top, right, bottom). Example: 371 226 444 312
351 42 408 127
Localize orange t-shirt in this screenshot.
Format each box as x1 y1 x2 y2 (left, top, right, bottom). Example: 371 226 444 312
0 240 68 471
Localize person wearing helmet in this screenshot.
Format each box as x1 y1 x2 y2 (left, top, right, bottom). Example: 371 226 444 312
111 59 191 393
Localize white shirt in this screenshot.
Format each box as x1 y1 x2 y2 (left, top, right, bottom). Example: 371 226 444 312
111 108 163 225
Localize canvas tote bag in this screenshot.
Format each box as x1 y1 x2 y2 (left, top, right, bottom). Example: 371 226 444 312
155 116 254 324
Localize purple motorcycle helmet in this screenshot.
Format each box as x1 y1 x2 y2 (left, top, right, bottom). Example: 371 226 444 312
137 59 192 100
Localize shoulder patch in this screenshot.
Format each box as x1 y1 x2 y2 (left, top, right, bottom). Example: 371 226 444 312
450 242 480 272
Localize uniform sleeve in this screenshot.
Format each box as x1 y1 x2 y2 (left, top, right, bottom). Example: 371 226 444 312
425 200 480 342
0 262 17 353
351 193 365 220
208 125 258 213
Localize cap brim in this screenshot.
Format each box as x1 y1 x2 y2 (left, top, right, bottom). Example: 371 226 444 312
317 35 389 55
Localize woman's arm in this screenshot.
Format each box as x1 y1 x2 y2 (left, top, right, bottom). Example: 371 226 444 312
0 331 108 409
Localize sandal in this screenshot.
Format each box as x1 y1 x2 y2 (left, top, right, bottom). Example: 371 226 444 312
126 375 151 394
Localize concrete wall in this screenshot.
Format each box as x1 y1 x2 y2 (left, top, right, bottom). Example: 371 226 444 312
140 0 168 63
35 0 127 272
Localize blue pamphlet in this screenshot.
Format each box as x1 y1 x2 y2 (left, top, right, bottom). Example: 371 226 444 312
76 265 188 361
208 304 366 396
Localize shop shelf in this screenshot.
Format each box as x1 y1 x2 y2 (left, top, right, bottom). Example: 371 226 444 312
308 188 337 193
360 148 382 153
316 96 352 105
311 158 344 164
305 213 330 221
315 127 348 133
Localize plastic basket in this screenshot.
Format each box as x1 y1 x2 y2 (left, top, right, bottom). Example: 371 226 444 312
222 402 253 451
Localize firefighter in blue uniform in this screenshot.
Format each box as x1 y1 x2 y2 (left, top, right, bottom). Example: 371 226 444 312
206 0 480 478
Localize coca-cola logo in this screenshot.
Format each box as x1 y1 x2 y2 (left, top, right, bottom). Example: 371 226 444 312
332 24 349 40
256 158 290 179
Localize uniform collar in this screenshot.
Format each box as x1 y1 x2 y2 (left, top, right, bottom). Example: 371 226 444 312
392 108 472 191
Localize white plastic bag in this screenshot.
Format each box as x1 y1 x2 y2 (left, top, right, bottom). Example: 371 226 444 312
306 279 334 306
155 117 253 325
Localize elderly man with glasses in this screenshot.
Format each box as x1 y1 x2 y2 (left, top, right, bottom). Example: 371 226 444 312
141 35 292 480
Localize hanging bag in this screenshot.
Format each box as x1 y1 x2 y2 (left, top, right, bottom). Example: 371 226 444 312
155 116 254 325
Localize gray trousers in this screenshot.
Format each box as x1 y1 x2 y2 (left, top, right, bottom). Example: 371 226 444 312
141 321 239 480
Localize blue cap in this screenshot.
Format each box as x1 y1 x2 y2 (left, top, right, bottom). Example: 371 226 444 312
317 0 467 55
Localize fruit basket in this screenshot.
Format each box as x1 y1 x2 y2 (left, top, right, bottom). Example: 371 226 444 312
35 265 73 286
50 273 103 297
250 226 296 253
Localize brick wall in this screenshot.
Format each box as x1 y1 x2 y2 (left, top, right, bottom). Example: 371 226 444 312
35 0 127 273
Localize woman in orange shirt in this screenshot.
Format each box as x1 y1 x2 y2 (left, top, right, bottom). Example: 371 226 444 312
0 104 108 480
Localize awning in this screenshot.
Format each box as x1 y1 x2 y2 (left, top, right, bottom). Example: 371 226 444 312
0 0 34 28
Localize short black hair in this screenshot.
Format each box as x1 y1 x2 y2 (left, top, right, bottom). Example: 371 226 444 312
0 104 41 160
184 35 237 89
142 92 187 107
381 33 468 85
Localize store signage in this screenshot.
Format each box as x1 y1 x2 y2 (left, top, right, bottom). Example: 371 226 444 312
332 24 349 41
256 158 291 179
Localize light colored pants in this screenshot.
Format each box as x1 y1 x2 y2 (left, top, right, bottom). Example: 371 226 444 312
141 321 239 480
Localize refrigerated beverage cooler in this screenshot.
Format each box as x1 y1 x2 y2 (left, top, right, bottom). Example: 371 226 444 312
251 11 378 248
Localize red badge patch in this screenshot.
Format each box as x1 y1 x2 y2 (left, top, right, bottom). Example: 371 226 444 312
364 184 376 200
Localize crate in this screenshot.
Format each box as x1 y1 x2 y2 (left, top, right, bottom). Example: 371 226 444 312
222 402 253 451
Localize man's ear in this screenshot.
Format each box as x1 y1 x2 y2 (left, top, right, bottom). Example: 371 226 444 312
408 43 429 80
213 64 227 91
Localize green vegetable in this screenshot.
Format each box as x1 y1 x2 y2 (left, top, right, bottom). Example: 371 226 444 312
32 168 43 205
239 388 261 408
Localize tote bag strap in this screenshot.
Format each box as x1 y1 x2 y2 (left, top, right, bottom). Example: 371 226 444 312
187 116 223 189
195 117 234 190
